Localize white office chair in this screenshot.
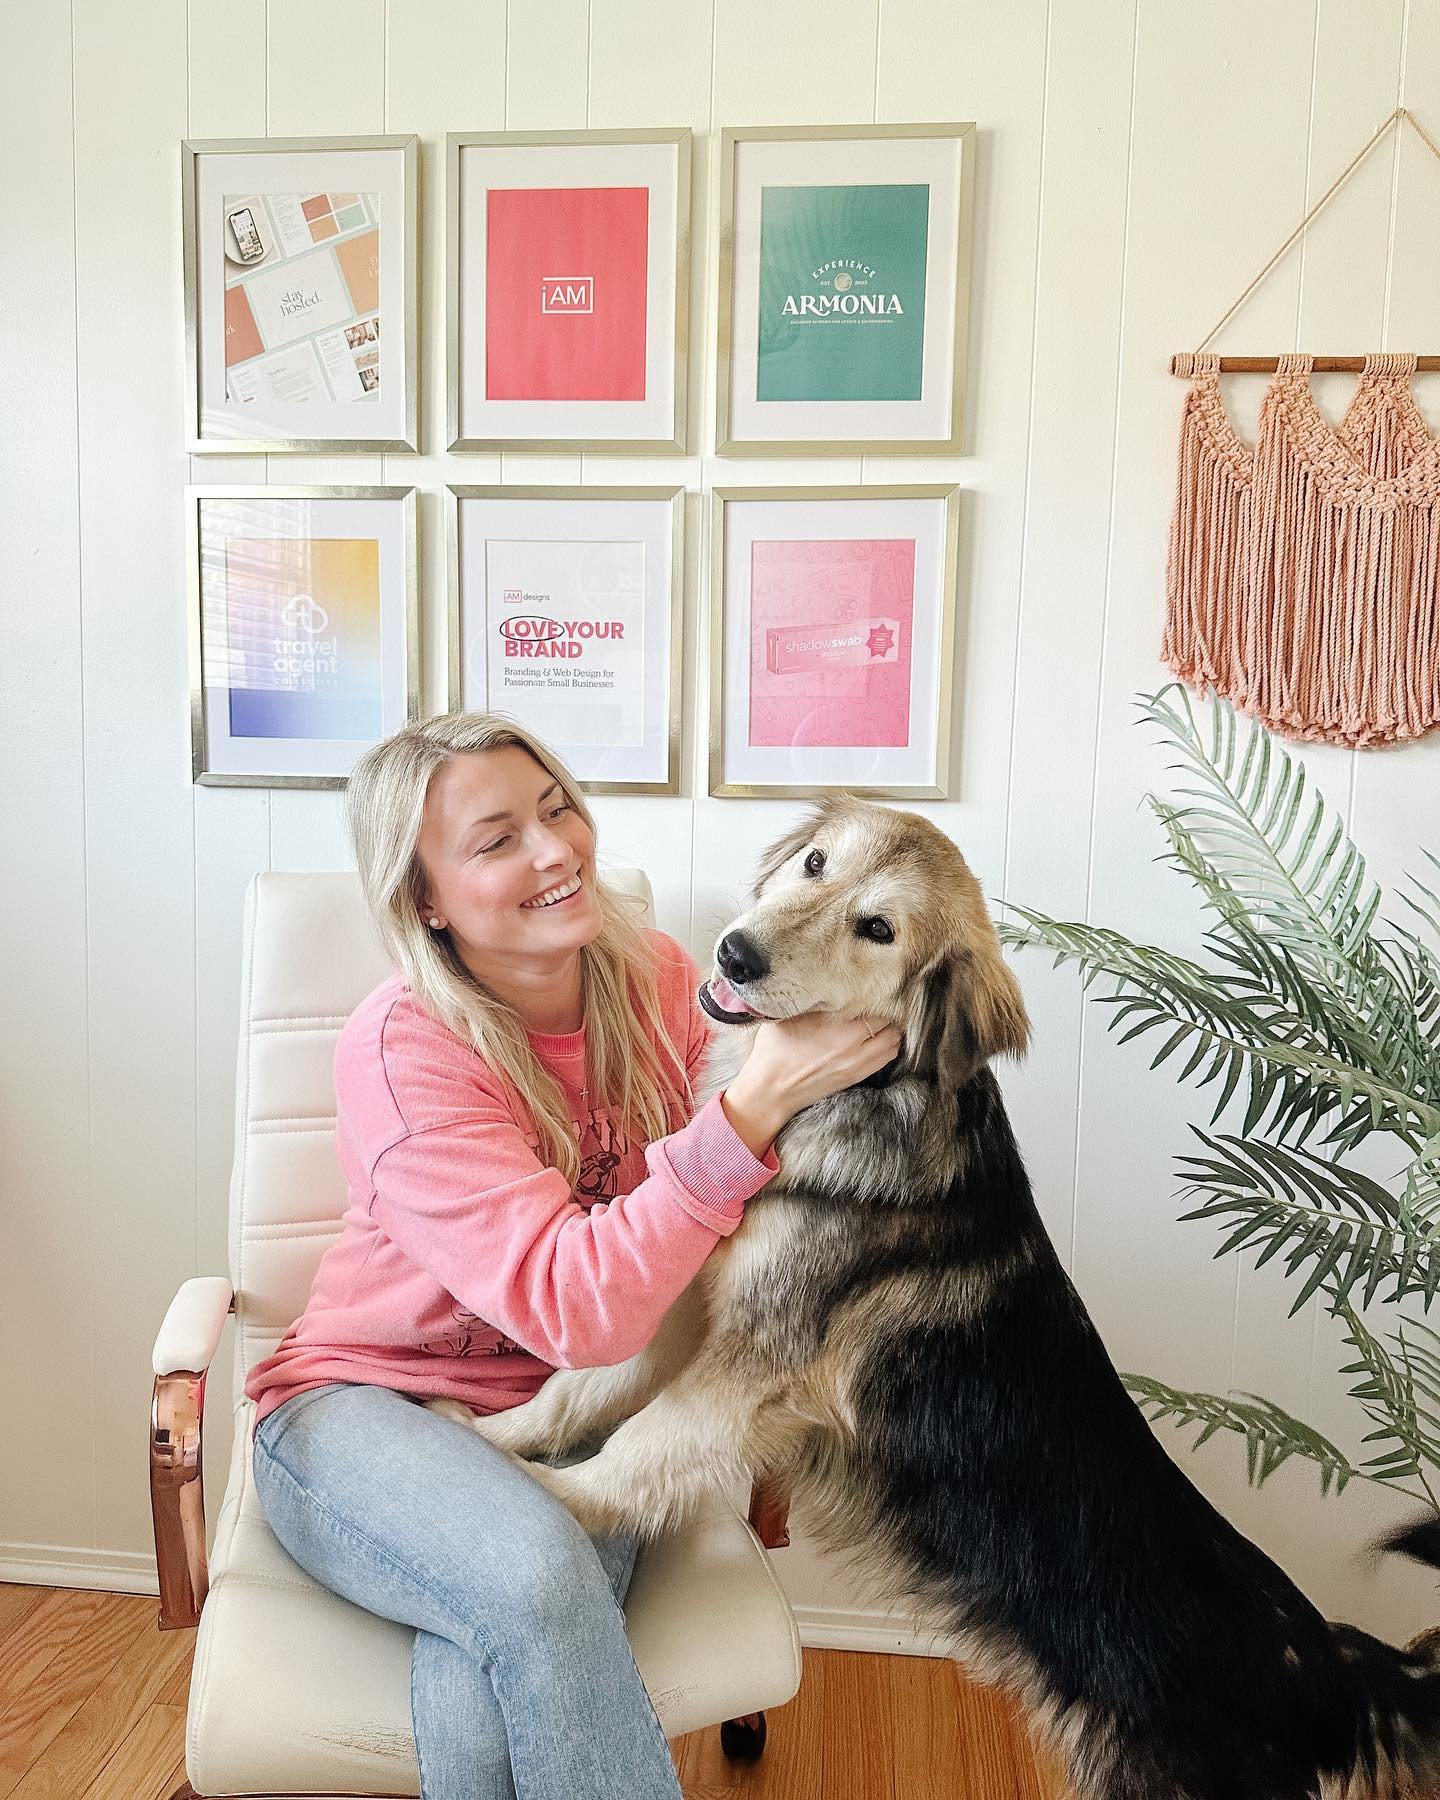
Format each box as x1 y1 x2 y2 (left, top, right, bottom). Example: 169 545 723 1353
150 869 801 1798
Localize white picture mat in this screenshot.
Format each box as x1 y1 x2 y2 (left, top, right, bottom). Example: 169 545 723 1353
456 140 679 442
199 496 410 777
195 148 408 443
719 495 946 789
458 495 675 783
727 135 964 444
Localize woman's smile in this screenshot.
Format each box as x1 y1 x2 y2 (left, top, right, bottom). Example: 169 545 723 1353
520 872 584 911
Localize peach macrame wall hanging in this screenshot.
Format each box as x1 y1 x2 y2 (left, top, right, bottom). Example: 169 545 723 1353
1162 107 1440 750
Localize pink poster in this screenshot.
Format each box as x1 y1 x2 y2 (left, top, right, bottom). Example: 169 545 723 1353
748 539 916 748
485 186 649 401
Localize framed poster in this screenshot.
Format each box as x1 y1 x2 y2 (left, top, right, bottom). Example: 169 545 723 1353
182 134 418 452
716 124 975 456
187 486 419 787
447 486 683 794
710 486 960 798
447 129 690 453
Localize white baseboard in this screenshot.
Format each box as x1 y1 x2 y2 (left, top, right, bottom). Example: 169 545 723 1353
792 1604 956 1658
0 1545 952 1659
0 1542 160 1594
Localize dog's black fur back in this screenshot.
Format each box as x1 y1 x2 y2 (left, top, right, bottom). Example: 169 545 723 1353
830 1072 1440 1799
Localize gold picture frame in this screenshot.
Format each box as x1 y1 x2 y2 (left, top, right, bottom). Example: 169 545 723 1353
186 485 420 788
715 122 975 457
446 127 691 454
709 484 961 799
446 485 685 796
182 134 419 454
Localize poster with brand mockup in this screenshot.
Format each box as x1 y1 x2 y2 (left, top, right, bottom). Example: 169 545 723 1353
223 194 381 407
451 487 683 793
748 539 916 748
450 130 689 450
189 487 418 785
185 136 417 451
719 125 974 454
712 487 959 798
756 185 929 403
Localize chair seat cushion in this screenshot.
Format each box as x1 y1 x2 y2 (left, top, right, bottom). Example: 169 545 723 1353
187 1401 802 1797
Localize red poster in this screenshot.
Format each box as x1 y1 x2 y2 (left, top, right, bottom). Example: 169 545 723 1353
485 187 649 401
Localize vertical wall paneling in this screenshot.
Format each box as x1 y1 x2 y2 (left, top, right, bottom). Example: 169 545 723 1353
0 0 94 1556
1222 0 1411 1626
999 2 1136 1257
73 0 195 1556
387 0 506 718
1071 0 1315 1401
186 0 272 1522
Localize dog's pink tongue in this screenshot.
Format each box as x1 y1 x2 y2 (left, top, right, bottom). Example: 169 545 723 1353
708 972 757 1016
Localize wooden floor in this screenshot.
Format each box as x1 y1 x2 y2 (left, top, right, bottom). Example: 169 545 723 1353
0 1582 1071 1799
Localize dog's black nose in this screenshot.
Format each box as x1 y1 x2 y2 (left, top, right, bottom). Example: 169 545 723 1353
716 930 769 986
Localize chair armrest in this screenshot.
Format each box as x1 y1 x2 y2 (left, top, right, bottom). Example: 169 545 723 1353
153 1276 234 1375
150 1277 234 1631
747 1475 791 1549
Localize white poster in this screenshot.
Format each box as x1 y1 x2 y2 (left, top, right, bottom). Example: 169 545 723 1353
481 540 647 748
451 487 682 793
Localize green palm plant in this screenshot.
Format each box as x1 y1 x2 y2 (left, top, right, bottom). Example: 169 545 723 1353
1000 687 1440 1510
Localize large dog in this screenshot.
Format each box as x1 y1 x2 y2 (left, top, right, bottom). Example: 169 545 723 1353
433 795 1440 1800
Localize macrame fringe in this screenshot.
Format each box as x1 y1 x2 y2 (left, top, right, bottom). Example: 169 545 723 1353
1163 352 1440 749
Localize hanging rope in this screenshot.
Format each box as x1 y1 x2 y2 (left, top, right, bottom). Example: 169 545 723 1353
1193 107 1440 355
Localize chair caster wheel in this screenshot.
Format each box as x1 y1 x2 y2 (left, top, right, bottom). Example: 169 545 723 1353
720 1711 767 1761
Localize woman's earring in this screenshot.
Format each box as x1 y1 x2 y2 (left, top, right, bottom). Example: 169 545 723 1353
428 917 443 929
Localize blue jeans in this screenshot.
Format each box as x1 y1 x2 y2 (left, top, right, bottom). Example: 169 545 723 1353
251 1382 682 1800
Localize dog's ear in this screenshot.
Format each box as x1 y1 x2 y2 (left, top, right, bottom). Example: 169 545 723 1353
751 803 830 897
904 947 1030 1089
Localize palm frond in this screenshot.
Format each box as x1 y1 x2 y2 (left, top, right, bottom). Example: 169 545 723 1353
1400 1133 1440 1232
1123 1373 1371 1498
997 908 1439 1147
1141 687 1430 1094
1335 1304 1440 1505
1175 1130 1440 1313
1140 687 1384 980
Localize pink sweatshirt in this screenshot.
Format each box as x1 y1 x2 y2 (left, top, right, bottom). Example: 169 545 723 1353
245 931 776 1427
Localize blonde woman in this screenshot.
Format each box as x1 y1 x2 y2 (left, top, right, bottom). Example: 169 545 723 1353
246 713 900 1800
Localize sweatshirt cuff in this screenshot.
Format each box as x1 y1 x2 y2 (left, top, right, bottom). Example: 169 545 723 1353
648 1092 779 1236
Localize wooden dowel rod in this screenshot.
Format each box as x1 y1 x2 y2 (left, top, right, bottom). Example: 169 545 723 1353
1170 354 1440 376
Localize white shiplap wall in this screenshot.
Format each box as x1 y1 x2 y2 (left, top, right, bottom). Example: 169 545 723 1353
3 0 1440 1650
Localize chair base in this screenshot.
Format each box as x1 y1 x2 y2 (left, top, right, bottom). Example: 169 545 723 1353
720 1711 768 1761
168 1714 770 1797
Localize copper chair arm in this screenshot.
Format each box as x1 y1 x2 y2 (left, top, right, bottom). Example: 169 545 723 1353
151 1365 215 1630
747 1474 791 1549
150 1282 236 1631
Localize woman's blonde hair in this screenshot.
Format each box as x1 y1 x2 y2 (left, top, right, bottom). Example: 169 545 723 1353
346 712 692 1186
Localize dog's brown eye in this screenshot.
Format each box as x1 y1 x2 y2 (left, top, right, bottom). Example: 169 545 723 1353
857 916 894 943
804 849 825 876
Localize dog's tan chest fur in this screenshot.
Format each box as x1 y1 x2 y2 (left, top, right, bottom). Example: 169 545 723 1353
700 1190 812 1315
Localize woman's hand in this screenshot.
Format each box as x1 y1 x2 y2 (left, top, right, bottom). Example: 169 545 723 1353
719 1012 903 1158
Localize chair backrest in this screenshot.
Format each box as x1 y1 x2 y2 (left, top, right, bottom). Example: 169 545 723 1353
229 868 654 1402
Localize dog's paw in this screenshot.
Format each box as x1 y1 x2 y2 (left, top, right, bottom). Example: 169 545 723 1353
471 1409 551 1459
424 1397 480 1430
516 1458 612 1530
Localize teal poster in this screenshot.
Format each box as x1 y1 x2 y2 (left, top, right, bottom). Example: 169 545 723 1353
756 183 930 403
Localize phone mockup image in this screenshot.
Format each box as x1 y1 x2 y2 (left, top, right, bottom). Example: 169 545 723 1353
227 205 265 263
